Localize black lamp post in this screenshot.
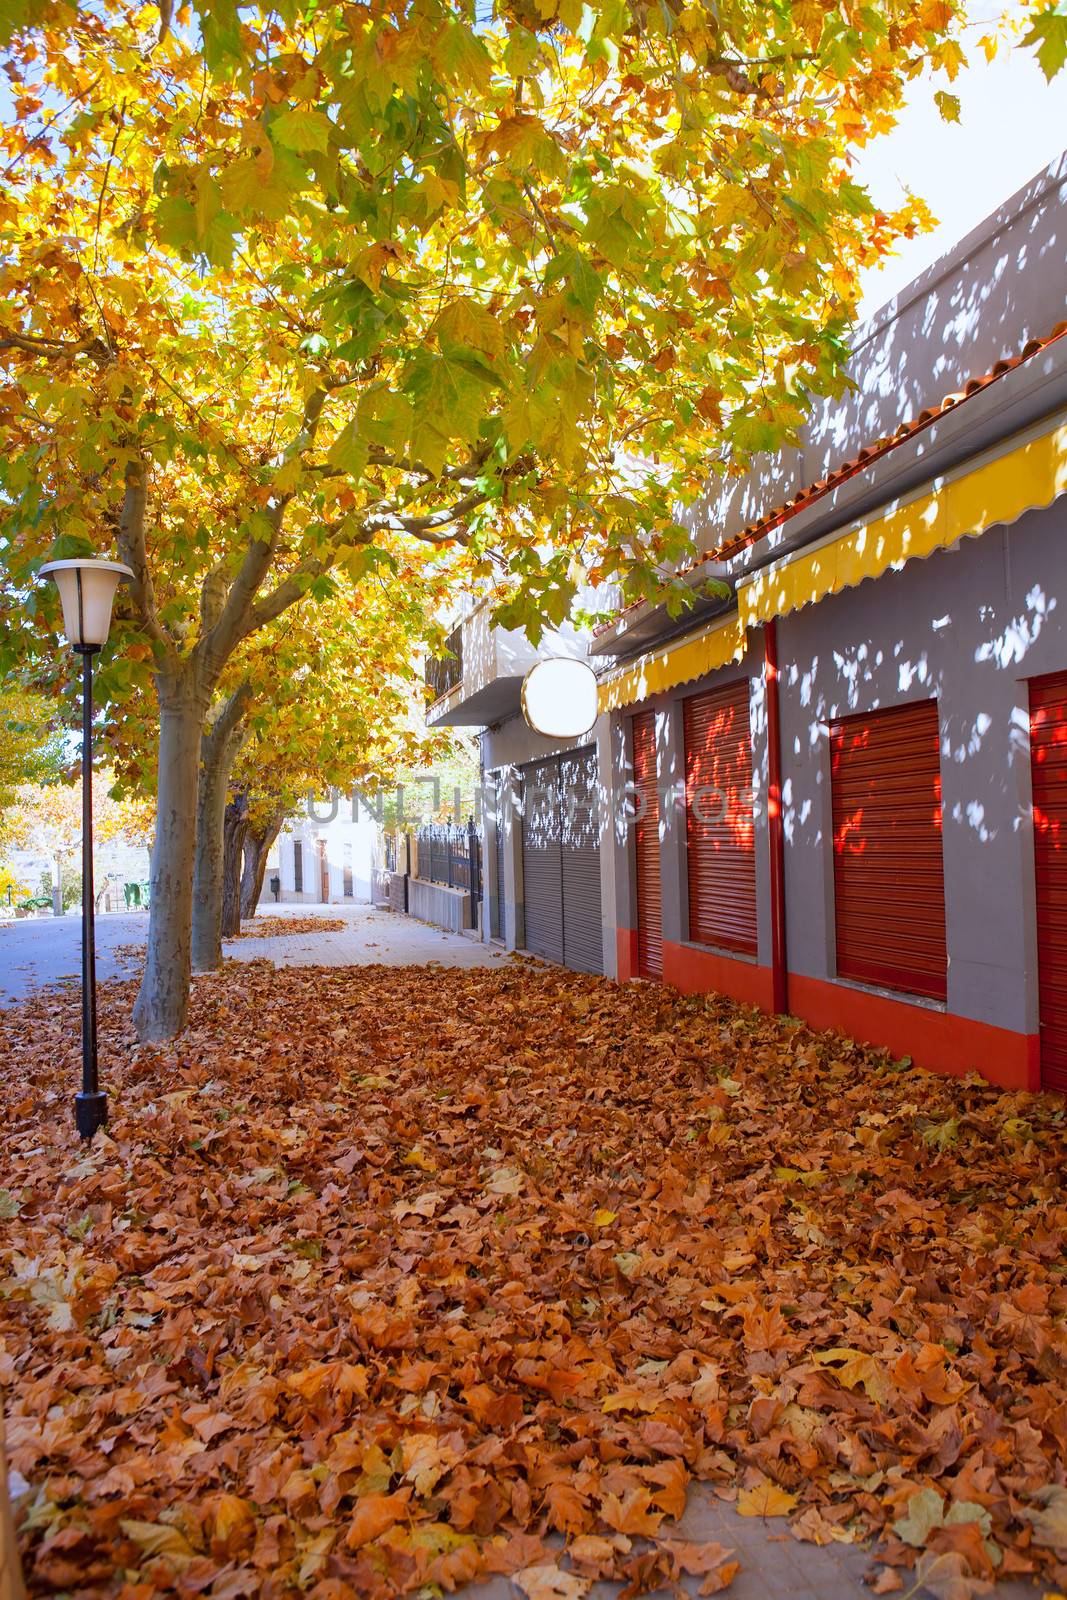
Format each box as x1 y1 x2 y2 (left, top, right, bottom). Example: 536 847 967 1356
39 558 134 1140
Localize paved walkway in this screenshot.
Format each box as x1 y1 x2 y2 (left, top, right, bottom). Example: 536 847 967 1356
0 908 1047 1600
228 901 510 971
0 901 508 1005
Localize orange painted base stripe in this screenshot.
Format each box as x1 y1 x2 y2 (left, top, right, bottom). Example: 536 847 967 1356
787 974 1040 1092
663 941 775 1011
616 927 639 982
619 929 1040 1092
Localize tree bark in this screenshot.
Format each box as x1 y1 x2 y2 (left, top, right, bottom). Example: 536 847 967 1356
240 809 284 921
0 1408 28 1600
132 678 206 1043
220 791 250 939
191 691 250 973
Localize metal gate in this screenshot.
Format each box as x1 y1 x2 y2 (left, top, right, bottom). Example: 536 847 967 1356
633 711 662 978
1030 670 1067 1095
560 749 603 975
494 772 507 942
520 750 603 973
830 698 947 1000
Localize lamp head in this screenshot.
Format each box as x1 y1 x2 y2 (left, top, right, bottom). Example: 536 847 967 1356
520 657 599 740
39 558 135 652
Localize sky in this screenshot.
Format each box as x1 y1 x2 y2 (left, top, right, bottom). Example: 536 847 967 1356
853 0 1067 320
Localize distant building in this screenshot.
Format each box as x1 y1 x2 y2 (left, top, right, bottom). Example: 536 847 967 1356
268 804 378 907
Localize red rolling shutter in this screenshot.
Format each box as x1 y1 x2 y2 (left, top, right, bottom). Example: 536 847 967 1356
830 698 947 1001
683 680 757 955
1030 670 1067 1095
633 711 662 978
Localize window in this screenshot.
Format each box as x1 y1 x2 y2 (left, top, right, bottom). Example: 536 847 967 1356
293 838 303 893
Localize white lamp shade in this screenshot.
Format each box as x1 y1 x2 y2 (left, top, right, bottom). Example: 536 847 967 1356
521 657 599 739
39 559 134 649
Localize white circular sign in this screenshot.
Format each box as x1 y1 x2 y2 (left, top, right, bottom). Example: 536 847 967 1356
521 658 599 739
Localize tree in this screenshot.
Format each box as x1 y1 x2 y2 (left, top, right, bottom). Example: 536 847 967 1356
0 0 1020 1039
184 569 457 968
7 775 153 913
0 692 65 852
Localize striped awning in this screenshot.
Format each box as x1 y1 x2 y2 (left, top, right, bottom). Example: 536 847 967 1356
737 416 1067 630
598 613 747 712
597 414 1066 715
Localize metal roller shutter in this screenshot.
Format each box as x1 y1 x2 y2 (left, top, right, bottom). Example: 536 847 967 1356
493 772 507 941
633 711 663 978
1030 670 1067 1095
683 680 757 954
560 748 603 975
830 698 947 1001
521 757 564 965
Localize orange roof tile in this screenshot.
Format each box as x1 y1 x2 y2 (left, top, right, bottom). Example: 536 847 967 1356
595 318 1067 638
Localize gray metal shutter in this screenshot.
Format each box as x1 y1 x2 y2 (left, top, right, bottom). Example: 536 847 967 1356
560 747 603 974
521 757 564 965
494 772 507 941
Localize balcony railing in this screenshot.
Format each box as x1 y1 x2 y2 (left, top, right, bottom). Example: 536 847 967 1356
426 623 463 703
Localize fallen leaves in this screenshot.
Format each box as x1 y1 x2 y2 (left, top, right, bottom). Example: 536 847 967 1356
736 1480 799 1518
1 960 1065 1598
235 916 347 938
1024 1485 1067 1555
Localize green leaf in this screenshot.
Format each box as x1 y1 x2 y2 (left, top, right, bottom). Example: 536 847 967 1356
326 420 369 476
433 297 505 363
1022 2 1067 79
405 351 497 448
271 107 333 155
934 90 961 122
432 22 493 91
357 387 413 451
0 1189 21 1219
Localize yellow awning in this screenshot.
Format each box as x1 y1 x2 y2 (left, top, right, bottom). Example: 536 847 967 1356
598 613 747 712
738 417 1067 630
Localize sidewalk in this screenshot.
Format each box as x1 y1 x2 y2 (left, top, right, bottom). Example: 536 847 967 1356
0 901 509 1006
228 900 510 971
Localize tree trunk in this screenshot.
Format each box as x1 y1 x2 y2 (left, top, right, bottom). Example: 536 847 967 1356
240 810 284 921
191 694 249 973
0 1408 27 1600
132 681 205 1043
220 792 250 939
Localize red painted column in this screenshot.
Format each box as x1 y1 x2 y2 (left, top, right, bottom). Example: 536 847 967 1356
764 620 788 1015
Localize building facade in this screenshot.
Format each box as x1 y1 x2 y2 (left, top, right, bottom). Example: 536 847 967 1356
430 155 1067 1097
271 807 379 906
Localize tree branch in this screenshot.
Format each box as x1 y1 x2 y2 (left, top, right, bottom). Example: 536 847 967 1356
115 455 174 660
0 331 110 363
203 682 253 762
196 500 288 683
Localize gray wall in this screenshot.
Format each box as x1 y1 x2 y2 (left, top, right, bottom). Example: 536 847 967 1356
599 495 1065 1036
775 496 1066 1035
479 495 1067 1051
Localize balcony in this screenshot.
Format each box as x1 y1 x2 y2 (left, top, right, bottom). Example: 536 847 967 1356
425 623 463 703
425 599 589 728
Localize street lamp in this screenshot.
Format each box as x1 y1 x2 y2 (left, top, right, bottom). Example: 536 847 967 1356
39 558 134 1140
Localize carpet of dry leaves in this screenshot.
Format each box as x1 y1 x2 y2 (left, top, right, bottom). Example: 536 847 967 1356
236 920 348 940
0 961 1065 1600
